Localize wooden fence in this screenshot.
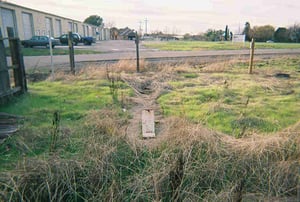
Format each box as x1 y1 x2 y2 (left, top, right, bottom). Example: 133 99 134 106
0 27 27 104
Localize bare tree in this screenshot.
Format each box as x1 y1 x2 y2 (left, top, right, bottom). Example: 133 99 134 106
288 23 300 43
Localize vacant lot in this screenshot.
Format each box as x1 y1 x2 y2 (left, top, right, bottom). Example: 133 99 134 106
0 56 299 201
143 40 300 51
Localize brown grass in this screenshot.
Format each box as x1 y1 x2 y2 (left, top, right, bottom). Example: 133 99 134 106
201 58 245 73
2 58 300 201
143 116 300 201
47 65 107 81
109 59 147 73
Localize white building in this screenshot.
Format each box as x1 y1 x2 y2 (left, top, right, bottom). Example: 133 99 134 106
0 1 110 40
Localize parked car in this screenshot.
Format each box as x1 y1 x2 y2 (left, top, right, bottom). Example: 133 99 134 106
58 33 94 45
21 36 59 48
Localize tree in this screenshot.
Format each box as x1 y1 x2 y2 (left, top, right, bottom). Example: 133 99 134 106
230 31 233 41
84 15 103 27
242 22 251 41
204 29 224 41
224 25 229 41
288 23 300 43
183 33 191 40
252 25 275 42
274 27 290 42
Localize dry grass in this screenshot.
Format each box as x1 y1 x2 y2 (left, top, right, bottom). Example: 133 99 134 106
155 62 196 74
128 116 299 201
201 61 234 73
47 66 107 82
84 109 128 137
1 58 300 201
1 106 299 202
109 59 147 73
201 58 245 73
179 119 296 200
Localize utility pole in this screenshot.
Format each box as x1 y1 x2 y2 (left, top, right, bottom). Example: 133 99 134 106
145 18 148 35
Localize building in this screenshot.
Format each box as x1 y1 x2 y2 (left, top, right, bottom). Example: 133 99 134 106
110 27 136 40
0 1 110 41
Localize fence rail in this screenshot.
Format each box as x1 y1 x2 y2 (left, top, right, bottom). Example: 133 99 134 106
0 27 27 104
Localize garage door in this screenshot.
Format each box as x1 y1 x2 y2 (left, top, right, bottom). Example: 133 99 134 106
22 12 33 40
45 17 53 36
68 22 72 32
1 8 17 38
54 19 62 37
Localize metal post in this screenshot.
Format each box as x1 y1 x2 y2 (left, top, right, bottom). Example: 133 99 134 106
68 32 75 74
48 31 54 80
135 32 140 73
249 38 255 74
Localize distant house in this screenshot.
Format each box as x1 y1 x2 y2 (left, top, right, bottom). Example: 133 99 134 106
110 27 136 40
119 27 136 40
0 1 110 41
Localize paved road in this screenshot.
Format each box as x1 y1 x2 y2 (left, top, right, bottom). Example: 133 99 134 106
22 40 300 68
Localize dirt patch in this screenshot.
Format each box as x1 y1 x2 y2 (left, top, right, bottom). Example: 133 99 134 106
121 70 173 148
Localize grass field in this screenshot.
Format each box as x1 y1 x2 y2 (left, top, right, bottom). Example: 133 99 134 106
143 41 300 51
0 68 132 170
0 57 299 201
158 56 300 136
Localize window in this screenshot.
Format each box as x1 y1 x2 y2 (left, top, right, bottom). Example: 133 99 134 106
32 36 39 40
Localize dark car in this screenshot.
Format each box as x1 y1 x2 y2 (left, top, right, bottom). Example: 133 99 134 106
58 33 94 45
21 36 59 48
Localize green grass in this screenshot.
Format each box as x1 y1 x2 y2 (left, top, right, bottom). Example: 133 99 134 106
0 75 131 170
158 56 300 136
1 80 111 123
5 47 102 56
143 41 300 51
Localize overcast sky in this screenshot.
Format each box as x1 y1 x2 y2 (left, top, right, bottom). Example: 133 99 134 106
7 0 300 34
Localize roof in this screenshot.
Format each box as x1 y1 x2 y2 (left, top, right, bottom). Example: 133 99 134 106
0 1 98 27
119 27 135 36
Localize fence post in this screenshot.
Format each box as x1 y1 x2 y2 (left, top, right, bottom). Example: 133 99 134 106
68 32 75 75
0 28 11 94
48 31 54 80
7 27 27 93
135 31 140 73
249 38 255 74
